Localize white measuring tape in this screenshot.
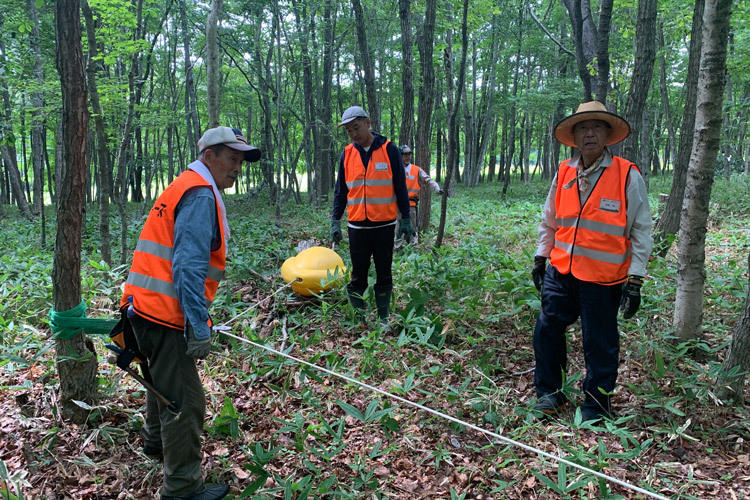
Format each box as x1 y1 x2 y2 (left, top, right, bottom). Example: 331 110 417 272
217 329 671 500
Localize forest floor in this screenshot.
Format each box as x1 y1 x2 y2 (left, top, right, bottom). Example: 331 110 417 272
1 178 750 499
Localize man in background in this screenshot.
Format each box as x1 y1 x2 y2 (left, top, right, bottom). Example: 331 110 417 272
395 144 443 246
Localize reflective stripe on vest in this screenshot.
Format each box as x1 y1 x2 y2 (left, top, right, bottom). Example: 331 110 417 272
120 170 227 329
343 141 398 221
405 164 420 207
549 156 636 285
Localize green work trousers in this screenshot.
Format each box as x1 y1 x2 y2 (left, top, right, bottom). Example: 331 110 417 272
130 314 205 497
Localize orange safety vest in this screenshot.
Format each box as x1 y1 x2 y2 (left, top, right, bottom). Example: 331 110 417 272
343 141 398 221
549 156 636 285
120 170 226 329
405 164 421 207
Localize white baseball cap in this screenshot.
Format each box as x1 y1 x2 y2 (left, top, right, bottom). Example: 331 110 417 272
338 106 369 128
198 126 262 162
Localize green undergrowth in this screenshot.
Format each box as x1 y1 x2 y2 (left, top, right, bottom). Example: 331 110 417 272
1 174 749 499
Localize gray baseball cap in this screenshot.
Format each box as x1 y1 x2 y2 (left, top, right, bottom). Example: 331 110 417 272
198 126 261 162
338 106 369 128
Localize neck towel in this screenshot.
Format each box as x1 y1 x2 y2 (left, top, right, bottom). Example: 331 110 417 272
563 151 606 193
188 159 230 244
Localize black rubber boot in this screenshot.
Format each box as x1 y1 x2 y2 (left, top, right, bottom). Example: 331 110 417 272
348 291 366 322
161 483 229 500
375 290 392 332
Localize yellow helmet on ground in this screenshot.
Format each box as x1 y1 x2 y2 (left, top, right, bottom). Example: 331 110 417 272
280 246 347 296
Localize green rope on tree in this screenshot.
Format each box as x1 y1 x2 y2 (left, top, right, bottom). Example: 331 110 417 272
49 300 119 340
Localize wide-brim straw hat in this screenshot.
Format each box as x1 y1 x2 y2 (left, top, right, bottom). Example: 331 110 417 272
553 101 630 147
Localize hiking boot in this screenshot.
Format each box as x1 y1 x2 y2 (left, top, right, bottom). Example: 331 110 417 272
375 290 392 333
534 395 565 416
581 405 613 422
142 444 163 460
348 291 366 322
581 395 612 422
161 483 229 500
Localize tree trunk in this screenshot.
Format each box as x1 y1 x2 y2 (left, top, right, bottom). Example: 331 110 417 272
717 252 750 402
113 0 145 263
398 0 414 147
721 60 733 181
251 13 277 202
488 119 498 182
273 2 283 226
621 0 658 164
436 0 468 249
180 0 200 157
674 0 733 342
639 107 651 189
0 12 31 219
206 0 223 128
81 0 112 266
294 0 321 207
54 0 97 425
562 0 613 102
593 0 613 102
563 0 591 101
502 7 523 198
462 69 475 186
415 0 437 233
317 0 336 203
652 0 704 254
351 0 379 130
658 21 678 174
28 0 45 218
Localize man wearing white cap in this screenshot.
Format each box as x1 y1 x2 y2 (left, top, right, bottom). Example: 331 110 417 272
394 144 443 246
330 106 414 330
121 126 260 499
531 102 653 422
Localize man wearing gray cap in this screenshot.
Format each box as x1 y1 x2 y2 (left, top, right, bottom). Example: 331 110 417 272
122 126 260 499
330 106 414 330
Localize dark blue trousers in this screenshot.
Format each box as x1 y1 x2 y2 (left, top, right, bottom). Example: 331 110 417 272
533 265 622 413
347 224 395 296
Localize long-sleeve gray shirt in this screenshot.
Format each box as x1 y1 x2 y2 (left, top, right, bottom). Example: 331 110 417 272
536 149 654 277
406 163 441 194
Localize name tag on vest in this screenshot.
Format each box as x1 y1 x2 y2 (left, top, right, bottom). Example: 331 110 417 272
599 197 621 213
375 162 388 171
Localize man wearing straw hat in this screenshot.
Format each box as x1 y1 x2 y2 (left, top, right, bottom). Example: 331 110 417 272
531 101 653 422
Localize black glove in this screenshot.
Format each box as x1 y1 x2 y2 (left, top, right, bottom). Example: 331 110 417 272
620 277 643 319
330 219 343 243
185 324 211 359
397 218 416 241
532 256 547 291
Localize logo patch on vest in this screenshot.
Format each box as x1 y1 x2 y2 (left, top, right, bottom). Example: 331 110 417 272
375 162 388 171
599 197 621 213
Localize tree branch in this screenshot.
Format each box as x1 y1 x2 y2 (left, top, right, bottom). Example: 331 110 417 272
527 2 575 58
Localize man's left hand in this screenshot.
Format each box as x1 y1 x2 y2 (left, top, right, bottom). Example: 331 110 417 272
397 219 416 241
185 324 211 359
620 277 643 319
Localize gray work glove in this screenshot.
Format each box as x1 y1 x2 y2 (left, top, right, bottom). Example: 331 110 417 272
620 277 643 319
185 323 211 359
330 219 343 243
397 218 416 241
532 256 547 291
